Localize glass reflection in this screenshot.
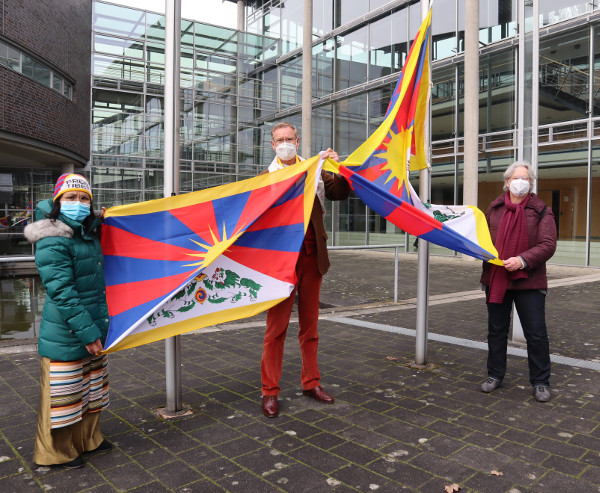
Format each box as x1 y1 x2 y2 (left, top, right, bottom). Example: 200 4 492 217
539 29 589 125
93 2 146 38
0 277 44 341
591 145 600 267
432 65 456 141
313 0 333 37
432 0 456 60
538 137 588 265
335 26 368 90
314 40 334 98
281 0 302 52
312 104 333 155
337 0 369 28
335 94 367 157
539 1 590 28
369 14 393 79
479 49 515 133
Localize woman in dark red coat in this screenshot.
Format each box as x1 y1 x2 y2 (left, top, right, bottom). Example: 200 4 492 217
479 161 557 402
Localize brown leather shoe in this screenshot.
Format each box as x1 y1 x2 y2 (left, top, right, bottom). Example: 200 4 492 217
262 395 278 418
303 385 334 404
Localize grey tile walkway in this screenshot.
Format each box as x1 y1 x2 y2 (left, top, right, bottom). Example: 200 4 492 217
1 251 600 492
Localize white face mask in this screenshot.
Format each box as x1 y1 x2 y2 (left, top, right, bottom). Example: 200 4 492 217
509 178 530 197
275 142 297 162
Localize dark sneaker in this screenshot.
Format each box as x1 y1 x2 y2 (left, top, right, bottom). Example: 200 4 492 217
480 377 501 393
89 439 113 453
533 385 551 402
63 456 84 469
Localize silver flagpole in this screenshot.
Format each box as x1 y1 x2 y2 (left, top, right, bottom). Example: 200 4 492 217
414 0 431 366
302 0 313 159
163 0 183 415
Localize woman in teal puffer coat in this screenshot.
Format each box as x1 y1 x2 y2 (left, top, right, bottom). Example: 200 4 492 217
24 173 113 469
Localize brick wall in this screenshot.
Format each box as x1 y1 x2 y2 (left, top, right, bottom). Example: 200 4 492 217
0 0 92 162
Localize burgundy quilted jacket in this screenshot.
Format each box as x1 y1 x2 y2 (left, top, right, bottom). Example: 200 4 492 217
480 192 557 290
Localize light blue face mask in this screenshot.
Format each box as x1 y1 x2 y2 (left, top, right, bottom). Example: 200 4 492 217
61 201 91 222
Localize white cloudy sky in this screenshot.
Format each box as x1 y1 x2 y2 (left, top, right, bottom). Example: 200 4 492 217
104 0 238 28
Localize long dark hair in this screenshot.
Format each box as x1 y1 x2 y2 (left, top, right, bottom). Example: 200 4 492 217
47 199 98 232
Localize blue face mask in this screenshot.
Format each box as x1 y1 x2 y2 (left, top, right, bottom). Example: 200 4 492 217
60 201 91 222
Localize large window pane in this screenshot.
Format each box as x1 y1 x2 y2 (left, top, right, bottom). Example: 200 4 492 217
432 0 456 59
92 89 144 156
390 8 409 72
432 65 456 141
478 0 517 44
313 0 333 37
93 2 146 38
262 8 281 42
336 0 369 28
0 170 53 256
369 14 393 79
592 26 600 117
591 143 600 267
538 132 588 265
480 49 515 133
21 55 34 78
94 34 143 58
314 40 334 98
93 54 145 81
312 103 333 156
539 29 589 125
457 61 465 138
195 24 237 56
280 56 302 108
336 192 365 246
539 1 589 28
369 85 393 135
281 0 302 52
52 74 62 92
181 20 194 48
196 52 236 74
335 94 367 158
146 13 165 42
237 127 261 166
0 41 20 71
336 26 368 90
33 62 51 86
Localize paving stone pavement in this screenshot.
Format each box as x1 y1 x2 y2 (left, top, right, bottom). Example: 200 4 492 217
1 250 600 492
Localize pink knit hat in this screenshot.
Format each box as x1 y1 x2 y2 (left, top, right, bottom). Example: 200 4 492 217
53 173 92 201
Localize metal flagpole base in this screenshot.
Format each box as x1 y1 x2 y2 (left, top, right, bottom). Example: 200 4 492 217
405 361 437 370
156 406 193 419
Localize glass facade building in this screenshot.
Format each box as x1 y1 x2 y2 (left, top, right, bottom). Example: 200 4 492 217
0 0 91 258
88 0 600 266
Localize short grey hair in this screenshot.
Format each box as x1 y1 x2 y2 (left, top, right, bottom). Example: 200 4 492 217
502 160 536 192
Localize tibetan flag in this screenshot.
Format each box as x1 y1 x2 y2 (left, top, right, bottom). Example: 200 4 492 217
101 155 324 353
340 9 432 201
337 161 500 262
330 10 501 264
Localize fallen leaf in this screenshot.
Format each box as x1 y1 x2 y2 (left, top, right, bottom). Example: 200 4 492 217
490 470 503 476
444 483 460 492
385 356 399 361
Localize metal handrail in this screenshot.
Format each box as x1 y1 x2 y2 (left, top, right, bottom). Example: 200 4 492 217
2 245 407 302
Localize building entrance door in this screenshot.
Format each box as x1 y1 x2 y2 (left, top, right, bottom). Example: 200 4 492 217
537 188 573 239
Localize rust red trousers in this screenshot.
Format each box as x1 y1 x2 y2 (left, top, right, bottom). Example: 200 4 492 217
261 246 322 396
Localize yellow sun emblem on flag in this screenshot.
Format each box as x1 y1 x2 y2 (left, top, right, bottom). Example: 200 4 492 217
183 223 245 271
373 129 409 195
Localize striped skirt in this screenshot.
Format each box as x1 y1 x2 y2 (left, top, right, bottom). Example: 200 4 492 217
49 354 110 429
